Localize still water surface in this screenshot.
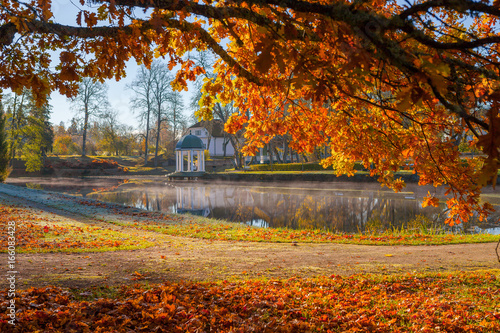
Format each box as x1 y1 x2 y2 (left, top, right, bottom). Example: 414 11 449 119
8 177 500 233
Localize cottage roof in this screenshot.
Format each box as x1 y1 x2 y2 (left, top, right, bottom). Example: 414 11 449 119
189 119 225 137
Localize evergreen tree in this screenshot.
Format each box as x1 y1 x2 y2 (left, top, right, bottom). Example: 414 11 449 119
22 93 53 172
2 89 53 172
3 90 28 161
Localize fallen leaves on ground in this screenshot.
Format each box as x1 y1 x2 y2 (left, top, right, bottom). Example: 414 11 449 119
1 272 499 332
0 207 154 253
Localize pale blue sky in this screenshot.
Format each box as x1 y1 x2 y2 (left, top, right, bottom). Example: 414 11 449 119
49 0 193 129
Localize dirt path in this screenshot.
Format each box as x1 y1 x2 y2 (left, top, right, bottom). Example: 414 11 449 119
0 184 499 289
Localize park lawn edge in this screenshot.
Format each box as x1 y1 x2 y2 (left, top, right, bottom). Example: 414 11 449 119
1 190 498 251
0 204 157 254
113 215 500 246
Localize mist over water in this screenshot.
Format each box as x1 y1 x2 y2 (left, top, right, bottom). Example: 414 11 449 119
7 177 500 234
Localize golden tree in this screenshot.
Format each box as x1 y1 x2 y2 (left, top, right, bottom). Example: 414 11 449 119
2 0 500 223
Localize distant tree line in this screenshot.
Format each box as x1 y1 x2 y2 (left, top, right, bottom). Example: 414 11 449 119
0 60 193 174
129 60 187 166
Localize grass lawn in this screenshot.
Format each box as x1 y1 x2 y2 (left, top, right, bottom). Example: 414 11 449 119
43 155 174 175
114 216 499 246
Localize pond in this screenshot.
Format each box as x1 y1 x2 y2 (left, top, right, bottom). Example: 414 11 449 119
7 177 500 234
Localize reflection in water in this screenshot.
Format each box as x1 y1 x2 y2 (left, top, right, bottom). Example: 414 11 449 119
7 177 499 233
88 182 499 233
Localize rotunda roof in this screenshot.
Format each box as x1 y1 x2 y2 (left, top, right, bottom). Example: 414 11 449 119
175 134 205 150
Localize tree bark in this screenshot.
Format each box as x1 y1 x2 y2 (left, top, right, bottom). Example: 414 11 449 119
82 105 89 157
274 146 283 164
227 134 242 169
154 106 161 167
283 136 289 163
144 106 150 166
268 143 273 170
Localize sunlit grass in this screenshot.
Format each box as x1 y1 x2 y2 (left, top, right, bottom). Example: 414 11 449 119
0 206 155 253
115 215 499 246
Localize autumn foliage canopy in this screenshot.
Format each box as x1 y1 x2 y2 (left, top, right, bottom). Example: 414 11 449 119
2 0 500 223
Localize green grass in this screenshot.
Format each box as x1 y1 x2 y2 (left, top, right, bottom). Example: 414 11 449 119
18 224 157 253
45 155 174 174
114 216 499 246
0 205 157 253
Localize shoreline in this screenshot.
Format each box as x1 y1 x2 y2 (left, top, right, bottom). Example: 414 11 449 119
201 171 419 183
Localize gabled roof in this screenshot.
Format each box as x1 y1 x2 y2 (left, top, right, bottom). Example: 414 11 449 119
188 119 226 137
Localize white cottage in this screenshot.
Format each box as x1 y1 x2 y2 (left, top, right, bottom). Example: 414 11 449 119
187 120 235 157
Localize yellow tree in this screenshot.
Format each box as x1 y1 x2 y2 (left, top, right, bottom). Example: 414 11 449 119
2 0 500 224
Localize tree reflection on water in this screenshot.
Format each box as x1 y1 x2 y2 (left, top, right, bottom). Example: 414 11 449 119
88 182 499 234
7 177 498 233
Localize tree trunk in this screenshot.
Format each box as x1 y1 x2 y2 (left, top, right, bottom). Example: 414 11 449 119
223 134 229 157
172 107 177 153
154 107 161 167
283 136 289 163
144 106 151 166
228 134 242 169
82 106 89 157
206 135 212 155
268 143 273 170
274 146 283 163
9 100 16 164
9 93 24 163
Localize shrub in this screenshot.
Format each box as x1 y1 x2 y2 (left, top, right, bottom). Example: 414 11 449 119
53 135 81 155
247 162 365 172
91 159 119 169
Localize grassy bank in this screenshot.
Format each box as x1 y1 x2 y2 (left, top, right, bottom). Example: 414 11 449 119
2 192 497 254
115 216 499 246
0 206 155 253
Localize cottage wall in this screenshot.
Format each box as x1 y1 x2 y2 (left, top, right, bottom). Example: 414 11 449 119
188 126 235 157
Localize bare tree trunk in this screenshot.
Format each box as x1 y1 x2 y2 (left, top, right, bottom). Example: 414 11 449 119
154 106 161 167
206 135 212 155
144 107 150 165
268 143 273 170
9 95 17 163
223 134 229 157
274 146 283 163
82 105 89 157
283 136 289 163
228 134 242 169
172 108 177 153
